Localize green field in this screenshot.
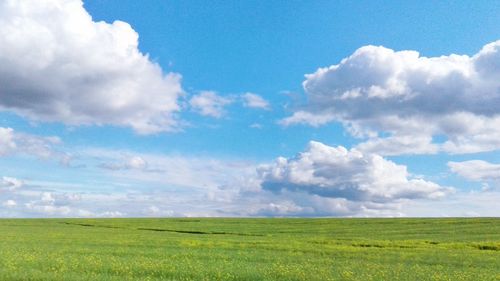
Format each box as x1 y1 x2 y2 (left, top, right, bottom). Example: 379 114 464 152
0 218 498 280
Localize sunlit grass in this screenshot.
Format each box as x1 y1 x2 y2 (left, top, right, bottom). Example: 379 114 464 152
0 218 498 280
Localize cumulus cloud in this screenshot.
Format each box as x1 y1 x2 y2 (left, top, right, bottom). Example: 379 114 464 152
283 40 500 155
189 91 233 118
241 93 270 110
0 0 183 134
259 141 451 204
245 141 460 217
448 160 500 182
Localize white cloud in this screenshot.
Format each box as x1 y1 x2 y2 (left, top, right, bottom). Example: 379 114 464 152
242 141 459 217
241 93 270 110
89 148 258 192
249 123 263 129
402 190 500 217
100 156 148 171
448 160 500 182
0 127 66 161
4 137 488 218
0 142 499 217
142 205 175 217
280 111 335 127
189 91 233 118
21 191 94 217
3 200 17 207
0 127 16 156
355 135 439 156
254 201 307 216
1 176 24 190
127 156 148 170
0 0 183 134
258 141 451 206
239 189 407 217
25 203 72 216
41 192 55 204
1 140 457 218
283 40 500 155
98 211 125 218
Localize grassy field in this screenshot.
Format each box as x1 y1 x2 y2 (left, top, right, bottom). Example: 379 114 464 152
0 218 498 280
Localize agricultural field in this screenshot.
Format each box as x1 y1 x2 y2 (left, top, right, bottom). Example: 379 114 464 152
0 218 498 280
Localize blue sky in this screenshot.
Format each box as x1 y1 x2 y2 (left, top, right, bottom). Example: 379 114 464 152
0 0 499 217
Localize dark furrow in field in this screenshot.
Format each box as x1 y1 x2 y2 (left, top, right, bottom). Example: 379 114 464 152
60 222 263 236
136 227 264 236
60 222 121 229
473 244 499 251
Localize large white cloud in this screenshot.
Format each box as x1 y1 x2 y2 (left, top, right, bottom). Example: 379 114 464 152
448 160 500 182
259 141 451 203
0 0 183 134
282 40 500 154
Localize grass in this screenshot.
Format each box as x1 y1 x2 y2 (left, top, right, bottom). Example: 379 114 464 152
0 218 499 280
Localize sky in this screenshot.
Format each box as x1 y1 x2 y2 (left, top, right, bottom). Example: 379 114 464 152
1 0 500 217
